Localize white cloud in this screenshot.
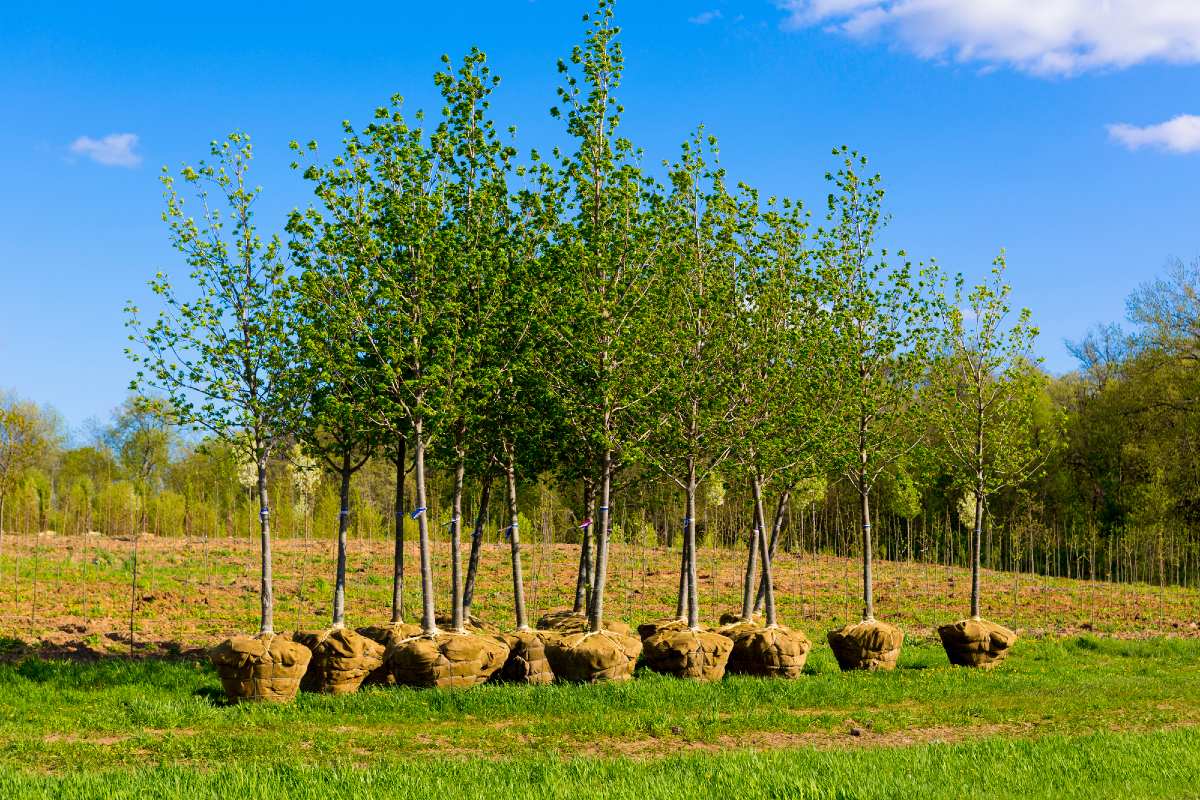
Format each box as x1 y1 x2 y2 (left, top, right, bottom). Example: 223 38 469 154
69 133 142 167
778 1 1200 77
1108 115 1200 154
689 9 722 25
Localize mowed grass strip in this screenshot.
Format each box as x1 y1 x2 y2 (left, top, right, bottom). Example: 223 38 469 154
0 637 1195 773
1 727 1198 800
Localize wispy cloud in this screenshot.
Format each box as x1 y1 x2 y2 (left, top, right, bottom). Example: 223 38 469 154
69 133 142 167
777 1 1200 77
1108 115 1200 154
689 9 722 25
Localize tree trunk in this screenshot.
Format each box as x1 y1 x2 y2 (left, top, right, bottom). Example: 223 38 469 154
462 475 492 617
390 435 406 624
573 478 595 615
971 483 984 619
739 481 761 621
587 450 613 634
674 530 690 620
413 420 436 634
684 456 699 630
861 481 874 622
256 459 274 635
332 452 351 629
753 489 790 615
751 475 777 627
505 447 529 631
449 448 466 633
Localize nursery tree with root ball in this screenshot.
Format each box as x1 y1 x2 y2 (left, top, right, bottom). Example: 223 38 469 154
285 208 388 693
637 131 743 680
819 148 940 672
537 0 654 682
929 254 1058 668
126 133 311 702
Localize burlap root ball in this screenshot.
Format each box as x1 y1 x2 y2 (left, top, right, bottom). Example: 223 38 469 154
826 620 904 672
545 629 643 683
386 631 509 689
209 632 312 703
293 627 385 694
642 627 733 681
357 623 424 686
536 609 632 637
435 612 498 633
938 618 1017 669
718 611 762 626
637 617 689 641
493 629 557 685
725 624 811 678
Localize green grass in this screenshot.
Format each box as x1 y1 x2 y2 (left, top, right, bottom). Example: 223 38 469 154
0 636 1197 797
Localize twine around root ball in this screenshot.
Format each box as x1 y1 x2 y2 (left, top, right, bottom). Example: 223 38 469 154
293 627 385 695
937 618 1017 669
209 632 312 703
386 631 509 689
493 629 557 685
545 629 643 683
724 624 811 678
642 627 733 681
826 619 903 672
537 610 633 637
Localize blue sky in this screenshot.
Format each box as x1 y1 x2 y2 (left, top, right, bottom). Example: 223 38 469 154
3 0 1199 433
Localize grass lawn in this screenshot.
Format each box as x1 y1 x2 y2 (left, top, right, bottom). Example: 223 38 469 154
0 635 1197 798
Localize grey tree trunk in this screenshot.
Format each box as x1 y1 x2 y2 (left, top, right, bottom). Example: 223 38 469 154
573 478 595 615
332 453 351 629
587 450 613 634
449 451 466 633
753 490 790 615
751 476 777 627
505 449 529 631
739 483 761 621
462 475 492 617
674 531 690 619
256 459 274 635
971 484 984 619
685 457 699 630
861 482 874 621
390 435 406 624
413 421 437 634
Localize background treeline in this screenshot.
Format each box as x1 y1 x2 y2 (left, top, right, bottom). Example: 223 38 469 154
7 259 1200 596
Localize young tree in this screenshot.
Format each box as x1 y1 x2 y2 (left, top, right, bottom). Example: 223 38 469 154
820 148 940 671
538 0 653 681
930 255 1056 667
126 133 311 700
0 396 53 539
638 133 741 652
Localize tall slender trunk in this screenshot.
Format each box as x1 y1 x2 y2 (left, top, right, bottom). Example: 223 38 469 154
256 459 274 635
587 449 613 634
971 482 984 619
573 478 595 614
413 420 436 635
674 530 690 619
449 447 466 633
739 478 761 621
861 481 874 622
684 456 699 630
753 489 790 614
462 475 492 617
332 452 352 629
390 435 406 624
505 446 529 630
751 475 777 627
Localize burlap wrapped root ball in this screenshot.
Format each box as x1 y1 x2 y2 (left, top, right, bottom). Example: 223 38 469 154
293 627 385 694
493 629 557 685
357 623 423 686
637 617 688 641
642 627 733 681
545 629 643 683
209 632 312 703
938 618 1017 669
537 609 632 637
386 631 509 689
435 612 498 633
725 624 811 678
827 620 903 671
